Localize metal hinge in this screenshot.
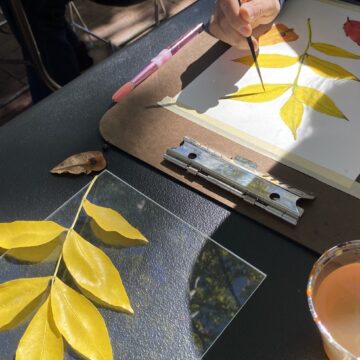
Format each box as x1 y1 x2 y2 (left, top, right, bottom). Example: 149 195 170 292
164 137 315 225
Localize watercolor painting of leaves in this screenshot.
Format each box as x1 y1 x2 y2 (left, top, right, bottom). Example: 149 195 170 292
228 19 360 139
0 176 148 360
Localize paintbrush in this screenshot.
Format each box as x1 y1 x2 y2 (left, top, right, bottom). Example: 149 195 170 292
112 23 204 102
239 0 265 91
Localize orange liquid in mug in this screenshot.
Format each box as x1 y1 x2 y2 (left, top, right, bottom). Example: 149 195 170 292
314 262 360 356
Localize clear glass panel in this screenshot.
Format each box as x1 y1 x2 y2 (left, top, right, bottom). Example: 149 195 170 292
0 170 265 359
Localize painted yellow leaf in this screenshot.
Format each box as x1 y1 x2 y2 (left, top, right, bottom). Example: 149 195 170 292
280 95 304 139
225 84 291 102
16 297 63 360
258 23 299 46
63 230 133 313
305 55 359 81
233 54 298 68
311 42 360 59
295 86 347 120
51 278 113 360
0 277 50 330
0 221 65 249
83 199 148 247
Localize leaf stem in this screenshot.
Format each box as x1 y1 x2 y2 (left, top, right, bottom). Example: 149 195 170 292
293 18 313 90
51 175 98 284
0 250 9 260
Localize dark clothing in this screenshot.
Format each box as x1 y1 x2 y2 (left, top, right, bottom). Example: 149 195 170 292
0 0 92 103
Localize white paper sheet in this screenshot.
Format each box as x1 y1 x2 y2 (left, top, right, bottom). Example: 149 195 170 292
172 0 360 187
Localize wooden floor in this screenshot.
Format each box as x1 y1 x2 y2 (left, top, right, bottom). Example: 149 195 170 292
0 0 195 125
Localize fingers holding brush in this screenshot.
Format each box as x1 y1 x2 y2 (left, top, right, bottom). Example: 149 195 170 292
210 1 258 50
209 0 281 49
240 0 281 28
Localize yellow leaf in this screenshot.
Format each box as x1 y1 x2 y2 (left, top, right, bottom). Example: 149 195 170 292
63 231 133 313
280 95 304 139
311 42 360 59
51 278 113 360
83 199 148 247
225 84 291 102
16 297 63 360
295 86 347 120
4 239 62 263
258 23 299 46
305 55 359 81
0 277 50 330
0 221 65 249
233 54 298 68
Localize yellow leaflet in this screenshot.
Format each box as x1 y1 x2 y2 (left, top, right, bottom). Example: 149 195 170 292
51 278 113 360
5 239 62 263
16 297 63 360
0 221 65 249
226 84 291 102
233 54 298 68
0 277 50 330
305 55 359 81
280 95 304 139
295 86 347 120
83 199 148 247
311 42 360 59
63 231 133 313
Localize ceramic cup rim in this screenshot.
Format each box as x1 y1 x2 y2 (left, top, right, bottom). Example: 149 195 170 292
307 240 360 360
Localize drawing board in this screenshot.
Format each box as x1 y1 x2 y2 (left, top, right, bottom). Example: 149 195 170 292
165 0 360 189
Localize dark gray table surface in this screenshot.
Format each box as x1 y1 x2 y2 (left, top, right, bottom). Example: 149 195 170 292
0 0 325 358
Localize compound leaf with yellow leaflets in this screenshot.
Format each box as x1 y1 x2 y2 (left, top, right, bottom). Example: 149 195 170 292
0 277 50 330
280 95 304 139
63 230 133 313
16 297 63 360
233 54 298 68
0 221 65 250
311 42 360 59
51 278 113 360
295 86 347 120
225 84 291 102
83 199 148 247
305 55 359 81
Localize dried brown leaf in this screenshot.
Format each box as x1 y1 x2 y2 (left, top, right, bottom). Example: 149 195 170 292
50 151 106 175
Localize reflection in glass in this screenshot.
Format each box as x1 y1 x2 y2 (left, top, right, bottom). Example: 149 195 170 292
189 242 264 355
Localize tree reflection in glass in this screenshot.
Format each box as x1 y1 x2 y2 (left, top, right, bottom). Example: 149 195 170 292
189 242 265 355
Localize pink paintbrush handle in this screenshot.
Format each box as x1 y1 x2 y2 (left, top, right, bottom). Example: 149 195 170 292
112 23 204 103
132 49 172 86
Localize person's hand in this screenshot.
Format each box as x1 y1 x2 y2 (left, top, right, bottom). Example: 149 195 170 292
209 0 281 50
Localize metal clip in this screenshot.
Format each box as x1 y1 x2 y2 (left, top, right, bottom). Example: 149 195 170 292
164 137 315 225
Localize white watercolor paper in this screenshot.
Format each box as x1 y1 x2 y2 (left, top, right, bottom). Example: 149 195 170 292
171 0 360 187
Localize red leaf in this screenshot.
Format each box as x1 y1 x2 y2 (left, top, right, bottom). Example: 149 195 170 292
343 17 360 46
50 151 107 175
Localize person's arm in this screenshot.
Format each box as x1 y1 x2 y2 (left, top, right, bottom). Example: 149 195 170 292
209 0 284 50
